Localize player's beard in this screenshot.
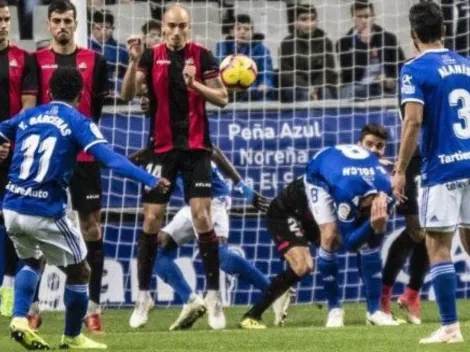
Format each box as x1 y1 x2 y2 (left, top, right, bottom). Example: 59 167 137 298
57 36 70 46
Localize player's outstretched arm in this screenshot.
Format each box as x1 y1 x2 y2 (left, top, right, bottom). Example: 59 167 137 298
212 145 270 212
88 143 161 190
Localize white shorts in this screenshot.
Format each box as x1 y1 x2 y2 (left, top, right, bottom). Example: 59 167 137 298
303 177 336 225
3 209 87 267
163 196 231 246
419 179 470 232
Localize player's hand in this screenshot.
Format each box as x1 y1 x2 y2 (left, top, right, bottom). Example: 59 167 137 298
140 96 149 113
232 180 254 201
309 87 319 100
155 177 171 194
0 142 10 161
252 191 270 214
392 170 406 203
370 192 389 234
127 35 144 62
183 63 196 87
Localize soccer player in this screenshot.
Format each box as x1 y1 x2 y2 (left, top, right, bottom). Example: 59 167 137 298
130 146 290 330
392 2 470 344
32 0 109 333
0 1 38 318
121 4 229 329
0 67 163 350
240 143 397 329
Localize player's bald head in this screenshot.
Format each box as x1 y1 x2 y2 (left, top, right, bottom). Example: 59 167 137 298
163 5 190 24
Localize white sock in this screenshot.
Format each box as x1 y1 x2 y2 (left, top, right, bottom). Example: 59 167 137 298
2 275 14 288
87 300 101 314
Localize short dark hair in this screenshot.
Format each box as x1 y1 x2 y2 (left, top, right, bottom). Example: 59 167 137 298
141 19 161 35
295 4 317 20
409 2 443 44
235 14 252 25
49 67 83 102
0 0 8 9
48 0 77 20
360 123 389 141
92 10 114 27
350 0 374 16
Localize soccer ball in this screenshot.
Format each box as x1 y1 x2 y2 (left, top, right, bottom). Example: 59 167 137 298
219 54 258 91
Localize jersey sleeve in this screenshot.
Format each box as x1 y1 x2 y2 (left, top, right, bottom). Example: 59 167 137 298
200 49 219 81
0 112 22 142
72 114 108 151
21 52 38 95
400 64 424 105
138 49 153 75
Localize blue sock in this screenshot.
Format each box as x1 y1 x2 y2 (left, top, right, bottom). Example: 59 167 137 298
219 244 270 292
13 266 40 317
359 247 382 314
155 248 193 303
64 284 88 337
318 248 341 310
430 262 458 325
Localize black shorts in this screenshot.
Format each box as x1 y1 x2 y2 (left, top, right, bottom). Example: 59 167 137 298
396 155 421 216
266 202 320 255
141 149 212 204
69 162 102 214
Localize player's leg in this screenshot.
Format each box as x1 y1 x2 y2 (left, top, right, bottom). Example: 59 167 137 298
185 151 224 329
360 245 398 326
155 207 206 331
0 230 19 317
69 162 105 334
419 184 462 344
241 246 312 329
459 227 470 256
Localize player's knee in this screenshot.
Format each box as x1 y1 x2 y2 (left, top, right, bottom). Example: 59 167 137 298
289 251 314 277
157 231 177 251
406 216 424 242
80 215 101 241
143 211 164 234
65 261 91 285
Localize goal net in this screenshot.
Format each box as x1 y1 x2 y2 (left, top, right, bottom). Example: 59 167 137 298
15 0 470 310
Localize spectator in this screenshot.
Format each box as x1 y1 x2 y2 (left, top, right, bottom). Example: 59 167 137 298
89 9 129 94
215 14 274 101
141 19 161 49
336 0 405 99
279 4 337 102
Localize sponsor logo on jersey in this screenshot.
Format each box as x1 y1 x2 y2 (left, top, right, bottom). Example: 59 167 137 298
401 74 415 95
194 182 211 188
445 179 470 191
6 183 49 199
156 59 171 65
438 151 470 165
41 64 58 70
78 62 87 70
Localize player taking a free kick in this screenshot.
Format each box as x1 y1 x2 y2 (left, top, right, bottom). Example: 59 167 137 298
0 67 165 350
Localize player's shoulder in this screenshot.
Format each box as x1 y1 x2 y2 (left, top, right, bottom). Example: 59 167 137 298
8 43 30 56
187 41 212 56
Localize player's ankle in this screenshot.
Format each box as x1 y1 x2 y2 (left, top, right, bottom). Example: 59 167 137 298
404 287 419 299
382 284 393 296
87 301 101 315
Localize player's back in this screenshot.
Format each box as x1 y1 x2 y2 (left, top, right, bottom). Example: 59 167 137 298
306 144 391 203
2 101 104 217
401 49 470 185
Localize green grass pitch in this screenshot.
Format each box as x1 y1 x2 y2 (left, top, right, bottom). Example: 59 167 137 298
1 300 470 351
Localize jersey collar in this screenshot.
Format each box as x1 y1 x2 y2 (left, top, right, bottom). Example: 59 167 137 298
50 100 74 109
416 48 449 59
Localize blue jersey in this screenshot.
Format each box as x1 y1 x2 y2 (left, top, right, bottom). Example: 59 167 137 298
305 145 392 249
0 102 107 218
400 48 470 186
176 162 230 199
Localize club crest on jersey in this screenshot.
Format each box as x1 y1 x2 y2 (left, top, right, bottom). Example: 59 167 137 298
337 203 352 221
78 62 87 70
185 58 194 65
9 59 18 67
401 74 415 95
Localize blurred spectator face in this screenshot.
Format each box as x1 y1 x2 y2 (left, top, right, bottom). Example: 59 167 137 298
145 28 161 48
163 7 190 50
295 13 317 37
48 10 77 46
235 22 252 45
93 21 114 43
0 6 10 44
353 7 374 33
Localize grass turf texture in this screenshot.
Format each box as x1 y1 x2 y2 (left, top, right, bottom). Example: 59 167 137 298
1 300 470 351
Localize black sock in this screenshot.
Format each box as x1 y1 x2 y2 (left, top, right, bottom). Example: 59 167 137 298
198 230 220 291
382 230 415 287
86 239 104 304
137 232 158 291
245 268 302 320
4 234 19 277
408 241 429 291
